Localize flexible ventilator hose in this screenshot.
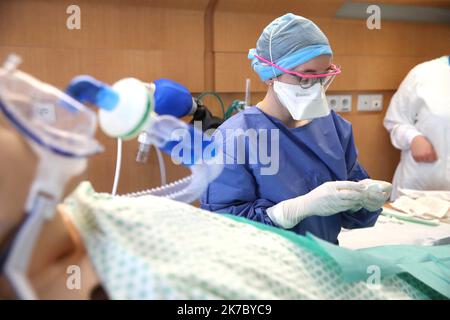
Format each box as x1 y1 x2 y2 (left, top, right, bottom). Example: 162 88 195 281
125 115 223 203
124 160 223 203
155 147 167 186
111 140 166 196
111 138 122 196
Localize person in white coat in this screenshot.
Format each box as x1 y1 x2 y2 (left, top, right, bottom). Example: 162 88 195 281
384 56 450 200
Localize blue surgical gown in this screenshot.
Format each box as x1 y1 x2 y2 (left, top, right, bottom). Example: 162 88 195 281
200 107 380 244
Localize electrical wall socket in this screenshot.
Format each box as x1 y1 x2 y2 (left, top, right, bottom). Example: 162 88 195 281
327 94 352 112
371 94 383 111
357 94 383 111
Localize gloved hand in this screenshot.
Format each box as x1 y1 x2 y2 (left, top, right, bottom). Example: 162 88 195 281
267 181 365 229
358 179 392 212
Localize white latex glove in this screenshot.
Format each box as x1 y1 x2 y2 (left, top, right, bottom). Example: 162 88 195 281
358 179 392 212
267 181 365 229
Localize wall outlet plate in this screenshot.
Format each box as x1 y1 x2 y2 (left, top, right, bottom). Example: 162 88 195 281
371 94 383 111
357 94 383 111
327 94 352 112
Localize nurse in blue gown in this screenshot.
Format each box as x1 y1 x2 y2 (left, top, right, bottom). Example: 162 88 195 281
200 13 390 244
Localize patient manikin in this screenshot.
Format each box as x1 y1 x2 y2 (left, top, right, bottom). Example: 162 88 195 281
0 57 448 300
0 117 99 299
1 116 448 299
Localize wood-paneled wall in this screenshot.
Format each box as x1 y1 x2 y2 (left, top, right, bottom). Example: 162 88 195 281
1 0 449 194
213 13 449 92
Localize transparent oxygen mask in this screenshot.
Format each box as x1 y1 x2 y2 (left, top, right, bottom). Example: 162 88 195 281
0 54 103 300
0 55 103 157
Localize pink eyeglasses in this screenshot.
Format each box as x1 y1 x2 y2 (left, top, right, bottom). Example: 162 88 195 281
254 53 341 89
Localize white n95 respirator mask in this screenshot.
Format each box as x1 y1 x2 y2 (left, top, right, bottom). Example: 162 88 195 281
273 81 330 121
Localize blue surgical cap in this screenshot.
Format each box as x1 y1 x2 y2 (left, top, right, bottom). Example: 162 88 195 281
248 13 332 81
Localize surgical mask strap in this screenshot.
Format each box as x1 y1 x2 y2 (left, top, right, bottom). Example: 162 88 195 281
268 17 296 81
268 26 278 80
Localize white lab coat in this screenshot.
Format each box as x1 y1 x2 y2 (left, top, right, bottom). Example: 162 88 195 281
384 56 450 200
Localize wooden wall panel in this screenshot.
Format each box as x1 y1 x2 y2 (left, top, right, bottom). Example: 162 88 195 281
213 12 274 53
213 12 450 92
0 0 208 51
214 13 450 55
215 0 450 14
328 55 434 91
0 0 208 194
214 0 345 15
352 0 450 8
0 46 205 91
326 19 450 57
203 0 218 91
0 0 207 91
215 52 264 92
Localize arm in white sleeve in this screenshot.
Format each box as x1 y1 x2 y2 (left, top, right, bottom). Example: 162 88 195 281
383 68 424 151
